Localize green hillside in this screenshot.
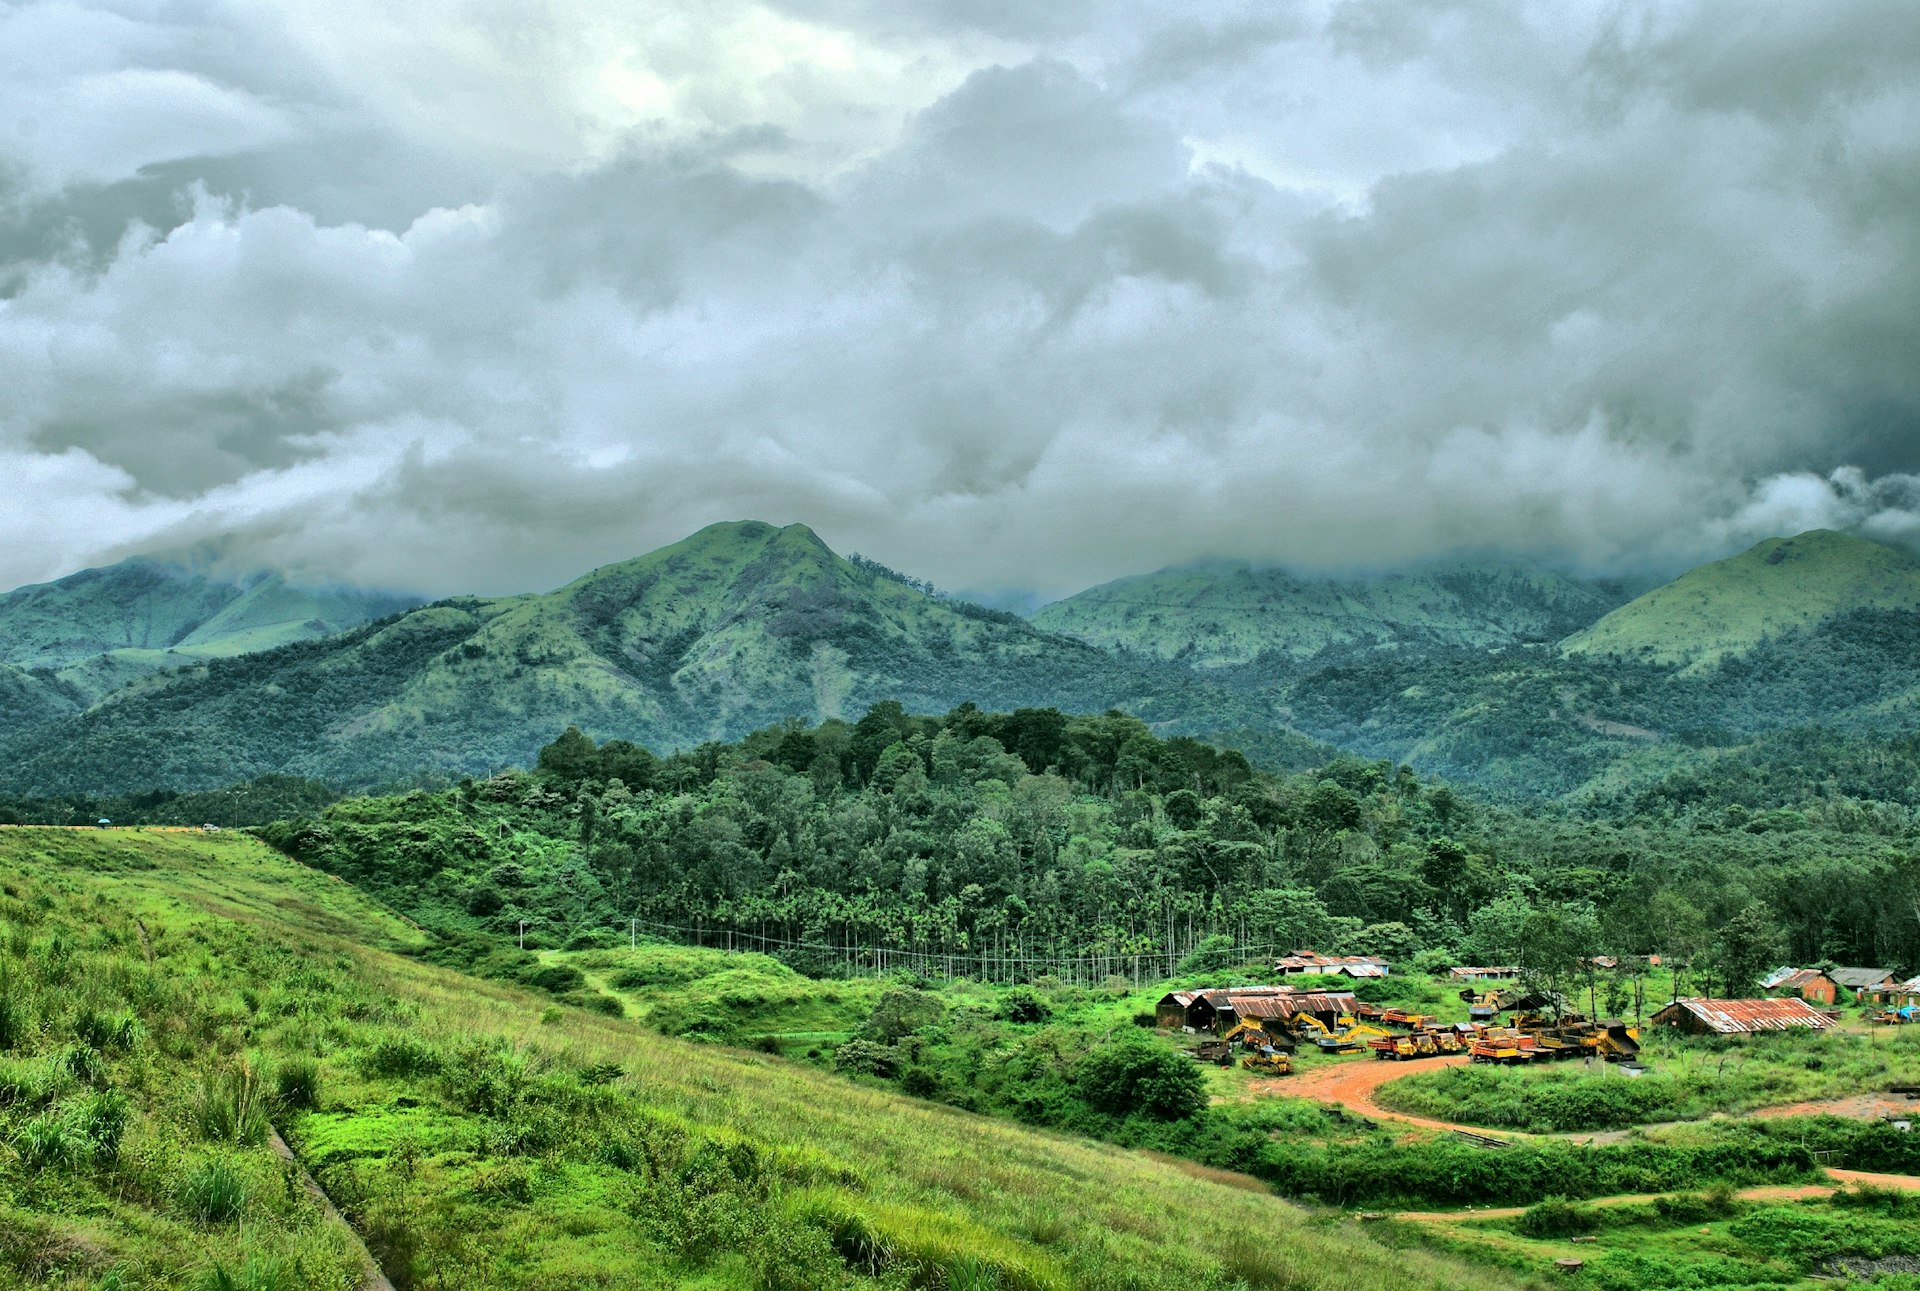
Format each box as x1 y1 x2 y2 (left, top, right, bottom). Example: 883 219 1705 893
1563 530 1920 666
0 522 1320 794
0 556 417 701
0 825 1514 1290
1033 558 1623 668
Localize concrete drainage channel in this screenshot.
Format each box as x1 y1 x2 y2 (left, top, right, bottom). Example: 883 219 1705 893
267 1124 396 1291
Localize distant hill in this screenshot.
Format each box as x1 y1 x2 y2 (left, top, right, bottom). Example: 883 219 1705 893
0 556 419 700
1031 558 1624 668
1563 530 1920 667
0 521 1320 793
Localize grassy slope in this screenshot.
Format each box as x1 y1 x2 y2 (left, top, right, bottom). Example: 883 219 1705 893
1032 559 1623 668
1564 530 1920 667
0 827 1518 1291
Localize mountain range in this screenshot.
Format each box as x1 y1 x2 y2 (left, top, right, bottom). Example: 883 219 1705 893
4 522 1918 806
1031 558 1627 667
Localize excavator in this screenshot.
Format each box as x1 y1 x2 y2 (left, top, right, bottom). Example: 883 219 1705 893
1219 1019 1294 1075
1290 1013 1393 1054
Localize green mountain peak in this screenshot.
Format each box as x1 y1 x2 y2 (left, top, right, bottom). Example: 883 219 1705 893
1562 529 1920 666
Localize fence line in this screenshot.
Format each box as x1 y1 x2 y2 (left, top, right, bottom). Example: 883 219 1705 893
607 916 1299 987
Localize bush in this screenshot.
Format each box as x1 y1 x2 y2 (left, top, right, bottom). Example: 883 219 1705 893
863 988 945 1044
832 1040 898 1078
70 1087 130 1161
273 1058 321 1111
17 1112 76 1170
1074 1039 1207 1121
1654 1185 1740 1225
178 1157 250 1223
1177 935 1238 975
361 1033 443 1079
1515 1196 1595 1238
996 987 1052 1024
191 1061 269 1145
899 1067 942 1098
521 963 587 994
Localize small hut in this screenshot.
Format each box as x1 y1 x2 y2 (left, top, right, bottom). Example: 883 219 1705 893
1650 996 1833 1035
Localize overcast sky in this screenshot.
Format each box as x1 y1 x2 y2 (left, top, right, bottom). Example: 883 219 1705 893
2 0 1917 598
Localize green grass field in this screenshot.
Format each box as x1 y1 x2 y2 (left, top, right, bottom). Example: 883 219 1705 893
1378 1025 1920 1132
0 827 1524 1291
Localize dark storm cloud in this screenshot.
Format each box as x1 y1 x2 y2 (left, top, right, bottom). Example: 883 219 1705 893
0 0 1915 596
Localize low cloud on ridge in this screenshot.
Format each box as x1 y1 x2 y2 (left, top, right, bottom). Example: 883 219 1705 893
1 0 1917 598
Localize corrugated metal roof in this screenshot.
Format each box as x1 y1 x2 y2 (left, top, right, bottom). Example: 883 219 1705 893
1831 966 1896 989
1450 966 1519 978
1655 996 1833 1033
1771 969 1830 992
1759 966 1800 989
1226 992 1356 1019
1342 963 1389 978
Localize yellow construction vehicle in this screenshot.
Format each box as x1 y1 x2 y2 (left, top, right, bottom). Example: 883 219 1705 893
1242 1048 1293 1075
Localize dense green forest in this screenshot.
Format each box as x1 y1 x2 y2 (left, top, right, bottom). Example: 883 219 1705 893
257 704 1920 1000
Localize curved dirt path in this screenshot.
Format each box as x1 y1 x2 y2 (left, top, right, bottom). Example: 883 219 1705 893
1251 1053 1919 1144
1248 1054 1504 1137
1393 1168 1920 1223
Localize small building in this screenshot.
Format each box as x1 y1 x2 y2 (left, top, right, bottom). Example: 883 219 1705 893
1864 976 1920 1008
1449 966 1520 983
1830 967 1897 995
1764 969 1840 1006
1650 996 1834 1035
1155 991 1201 1029
1272 950 1390 978
1155 984 1303 1032
1219 991 1358 1033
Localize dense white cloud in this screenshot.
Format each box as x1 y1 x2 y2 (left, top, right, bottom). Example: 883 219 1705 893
0 0 1915 596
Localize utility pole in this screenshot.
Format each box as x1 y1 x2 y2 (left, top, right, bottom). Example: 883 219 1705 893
630 917 636 949
519 920 527 950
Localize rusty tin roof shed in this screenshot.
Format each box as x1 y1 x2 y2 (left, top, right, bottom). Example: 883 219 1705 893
1651 996 1833 1034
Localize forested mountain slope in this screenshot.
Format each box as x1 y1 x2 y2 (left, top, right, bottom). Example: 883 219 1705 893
0 521 1320 794
1031 557 1625 668
1564 529 1920 666
0 555 418 702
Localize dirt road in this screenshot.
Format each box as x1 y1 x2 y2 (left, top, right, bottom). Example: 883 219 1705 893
1247 1053 1498 1137
1393 1168 1920 1222
1249 1052 1918 1145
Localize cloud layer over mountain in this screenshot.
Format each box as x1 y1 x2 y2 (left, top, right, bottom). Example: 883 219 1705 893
3 1 1917 596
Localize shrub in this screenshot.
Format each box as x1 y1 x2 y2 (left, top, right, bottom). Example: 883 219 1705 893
1654 1185 1739 1225
177 1157 250 1223
59 1043 105 1086
863 988 945 1044
1074 1039 1207 1120
832 1040 898 1078
273 1058 320 1111
361 1033 443 1078
996 987 1052 1024
521 963 586 994
191 1060 269 1145
1176 934 1237 975
70 1087 131 1161
18 1112 76 1170
1515 1196 1595 1238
